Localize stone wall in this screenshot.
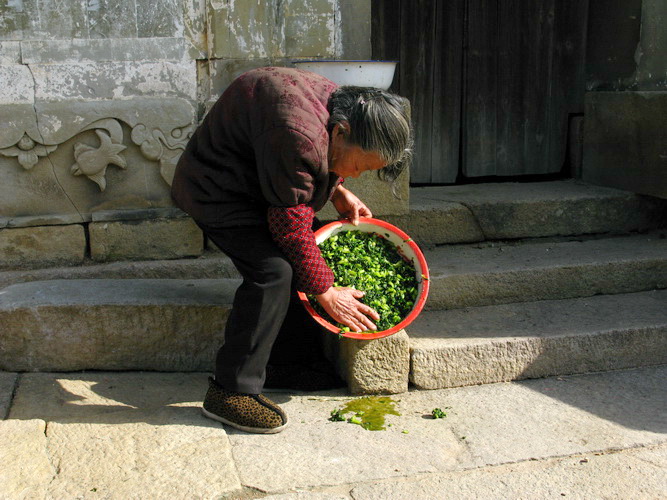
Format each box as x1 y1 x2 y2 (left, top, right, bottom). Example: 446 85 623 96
0 0 400 268
582 0 667 199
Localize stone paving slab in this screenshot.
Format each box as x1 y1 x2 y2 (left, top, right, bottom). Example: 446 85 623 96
350 444 667 500
226 393 466 493
4 367 666 498
408 367 667 469
8 372 241 499
0 419 53 500
262 493 349 500
228 366 667 494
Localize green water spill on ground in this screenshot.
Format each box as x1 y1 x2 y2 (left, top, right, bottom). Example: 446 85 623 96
337 396 400 431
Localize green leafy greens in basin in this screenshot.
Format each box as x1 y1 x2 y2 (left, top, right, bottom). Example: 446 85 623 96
311 230 419 333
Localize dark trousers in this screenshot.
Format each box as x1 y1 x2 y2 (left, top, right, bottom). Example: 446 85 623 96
200 222 324 394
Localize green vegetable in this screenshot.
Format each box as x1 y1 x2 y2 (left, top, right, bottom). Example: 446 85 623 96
431 408 447 419
311 230 419 332
348 415 363 425
329 409 346 422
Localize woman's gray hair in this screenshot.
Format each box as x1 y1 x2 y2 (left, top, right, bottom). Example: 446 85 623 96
328 86 413 195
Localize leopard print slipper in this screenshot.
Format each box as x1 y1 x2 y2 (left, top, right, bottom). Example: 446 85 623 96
202 377 288 434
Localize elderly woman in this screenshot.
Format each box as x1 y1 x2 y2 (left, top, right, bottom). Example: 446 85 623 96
171 66 412 434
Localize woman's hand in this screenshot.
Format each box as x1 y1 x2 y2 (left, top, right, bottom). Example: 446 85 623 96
315 287 380 332
331 184 372 225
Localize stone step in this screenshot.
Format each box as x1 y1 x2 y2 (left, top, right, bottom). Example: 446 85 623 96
409 290 667 390
385 180 667 247
424 232 667 310
0 278 410 394
3 233 666 316
0 252 239 290
3 279 666 396
0 279 240 372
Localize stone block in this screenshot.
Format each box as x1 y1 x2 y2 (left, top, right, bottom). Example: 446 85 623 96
137 0 183 38
0 420 52 500
323 330 410 394
409 290 667 389
207 0 274 59
0 279 238 371
21 38 187 64
89 217 203 262
423 180 667 239
424 232 667 311
207 0 338 60
282 0 336 57
0 252 240 291
0 64 34 104
384 202 484 247
583 91 667 199
87 0 138 38
30 60 197 101
183 0 207 59
0 41 21 64
0 1 31 40
35 0 87 39
0 225 85 270
318 170 410 220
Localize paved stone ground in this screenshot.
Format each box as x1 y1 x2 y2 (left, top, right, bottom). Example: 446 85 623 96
2 366 666 499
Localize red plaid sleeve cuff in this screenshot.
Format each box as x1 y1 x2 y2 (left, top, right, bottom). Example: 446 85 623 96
267 204 334 295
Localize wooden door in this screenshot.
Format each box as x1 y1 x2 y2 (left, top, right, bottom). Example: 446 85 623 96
372 0 588 184
373 0 464 183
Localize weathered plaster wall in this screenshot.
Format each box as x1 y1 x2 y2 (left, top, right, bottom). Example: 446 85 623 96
0 0 385 266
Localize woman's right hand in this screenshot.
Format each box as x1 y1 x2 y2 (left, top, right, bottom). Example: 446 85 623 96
315 287 380 332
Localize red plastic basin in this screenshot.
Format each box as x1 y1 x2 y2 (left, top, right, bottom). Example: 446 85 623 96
298 217 430 340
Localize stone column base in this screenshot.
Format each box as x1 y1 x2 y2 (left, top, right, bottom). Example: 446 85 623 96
321 330 410 395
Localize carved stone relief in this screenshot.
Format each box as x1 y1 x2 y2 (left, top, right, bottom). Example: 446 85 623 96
71 129 127 191
0 134 57 170
0 98 196 227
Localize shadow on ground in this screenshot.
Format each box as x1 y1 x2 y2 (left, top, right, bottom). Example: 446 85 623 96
7 372 303 427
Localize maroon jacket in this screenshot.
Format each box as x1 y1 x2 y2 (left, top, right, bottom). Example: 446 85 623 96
171 67 340 294
171 66 340 227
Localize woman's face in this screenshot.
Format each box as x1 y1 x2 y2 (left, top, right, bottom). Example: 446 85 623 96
328 123 386 179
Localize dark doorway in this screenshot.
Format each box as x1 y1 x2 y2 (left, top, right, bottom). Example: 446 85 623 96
372 0 589 185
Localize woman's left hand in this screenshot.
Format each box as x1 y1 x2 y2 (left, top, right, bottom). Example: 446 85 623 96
331 184 372 225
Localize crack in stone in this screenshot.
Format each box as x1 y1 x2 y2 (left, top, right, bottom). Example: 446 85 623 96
3 373 21 420
42 420 62 488
458 202 488 240
22 49 85 224
625 442 667 469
